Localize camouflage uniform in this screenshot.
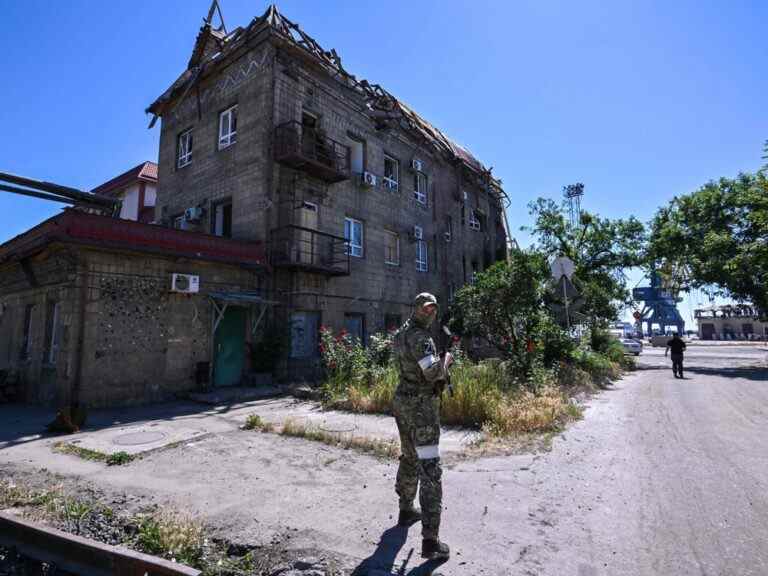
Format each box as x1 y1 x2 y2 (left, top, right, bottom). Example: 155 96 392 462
392 303 447 541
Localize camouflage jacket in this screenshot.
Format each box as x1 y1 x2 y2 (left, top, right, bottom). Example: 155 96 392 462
393 317 446 397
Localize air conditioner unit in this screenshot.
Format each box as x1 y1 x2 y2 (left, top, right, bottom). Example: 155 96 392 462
362 171 377 187
444 231 452 242
384 179 398 191
171 273 200 294
413 225 423 240
184 206 203 222
411 158 423 172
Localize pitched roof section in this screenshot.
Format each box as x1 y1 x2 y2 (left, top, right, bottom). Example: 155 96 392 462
147 5 502 190
90 161 158 197
0 210 265 268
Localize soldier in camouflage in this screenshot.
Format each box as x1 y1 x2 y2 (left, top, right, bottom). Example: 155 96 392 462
392 292 453 560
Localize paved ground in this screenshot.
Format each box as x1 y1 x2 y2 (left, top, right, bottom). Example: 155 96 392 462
1 342 767 575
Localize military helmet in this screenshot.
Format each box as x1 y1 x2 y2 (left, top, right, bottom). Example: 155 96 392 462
414 292 438 308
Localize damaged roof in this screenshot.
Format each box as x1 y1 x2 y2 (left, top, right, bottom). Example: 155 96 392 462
90 161 157 197
147 4 503 191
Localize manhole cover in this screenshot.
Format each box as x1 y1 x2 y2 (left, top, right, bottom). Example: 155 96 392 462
112 431 167 446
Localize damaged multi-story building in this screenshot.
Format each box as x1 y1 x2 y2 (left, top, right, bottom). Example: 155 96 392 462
0 2 511 408
147 3 511 377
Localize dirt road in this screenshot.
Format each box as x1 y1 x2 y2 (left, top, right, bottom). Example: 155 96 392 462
1 343 766 575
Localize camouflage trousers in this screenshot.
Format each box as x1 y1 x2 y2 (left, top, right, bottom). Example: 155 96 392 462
393 394 442 540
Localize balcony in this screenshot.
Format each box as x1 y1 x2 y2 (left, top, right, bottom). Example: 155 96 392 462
269 225 350 276
274 121 351 183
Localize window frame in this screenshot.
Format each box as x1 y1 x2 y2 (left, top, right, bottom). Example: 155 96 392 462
383 155 400 191
384 230 400 266
416 239 428 272
177 129 193 168
469 208 482 231
344 217 364 258
45 301 60 365
413 171 427 204
21 304 34 361
218 105 238 149
211 199 233 238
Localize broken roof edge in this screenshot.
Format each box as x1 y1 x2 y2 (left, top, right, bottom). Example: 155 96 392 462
145 3 508 197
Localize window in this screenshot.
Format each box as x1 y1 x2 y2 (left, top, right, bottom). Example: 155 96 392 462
218 105 238 148
469 209 481 231
349 137 364 173
383 155 399 191
212 200 233 238
414 172 427 204
416 239 428 272
384 230 400 265
177 129 193 168
344 313 365 346
21 304 33 360
45 301 60 365
344 217 364 258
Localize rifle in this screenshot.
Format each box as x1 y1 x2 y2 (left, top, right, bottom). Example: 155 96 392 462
440 325 455 397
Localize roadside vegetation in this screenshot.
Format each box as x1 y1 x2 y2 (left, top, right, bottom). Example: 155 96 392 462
0 478 334 575
52 442 134 466
319 199 643 439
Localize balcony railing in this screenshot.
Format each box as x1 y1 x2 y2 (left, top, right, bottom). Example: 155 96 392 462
274 121 351 183
269 225 350 276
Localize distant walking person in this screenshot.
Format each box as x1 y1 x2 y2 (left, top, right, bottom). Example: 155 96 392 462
665 333 687 378
392 292 454 560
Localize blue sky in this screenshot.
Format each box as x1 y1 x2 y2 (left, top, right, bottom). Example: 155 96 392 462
2 0 766 324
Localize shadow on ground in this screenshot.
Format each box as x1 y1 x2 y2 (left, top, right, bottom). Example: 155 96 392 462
0 395 297 450
351 525 449 576
633 364 767 381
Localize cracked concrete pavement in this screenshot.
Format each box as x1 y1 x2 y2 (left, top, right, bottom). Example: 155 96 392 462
1 343 766 575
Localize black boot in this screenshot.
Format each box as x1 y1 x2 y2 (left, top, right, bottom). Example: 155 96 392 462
421 538 450 559
398 507 422 527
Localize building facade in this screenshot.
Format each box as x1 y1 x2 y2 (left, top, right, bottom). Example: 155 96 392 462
147 5 511 375
694 305 768 341
91 161 158 223
0 210 267 407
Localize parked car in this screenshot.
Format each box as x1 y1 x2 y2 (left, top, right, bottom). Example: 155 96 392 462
621 338 643 355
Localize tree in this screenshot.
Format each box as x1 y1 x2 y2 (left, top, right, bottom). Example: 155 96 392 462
451 250 549 367
647 172 768 314
525 198 647 324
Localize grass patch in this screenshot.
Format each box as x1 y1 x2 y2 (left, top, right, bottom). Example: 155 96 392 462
323 360 590 439
242 414 275 432
106 451 134 466
136 510 204 567
53 443 134 466
280 418 400 459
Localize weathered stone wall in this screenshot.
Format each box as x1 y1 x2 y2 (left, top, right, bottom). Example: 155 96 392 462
0 243 265 407
78 249 263 407
270 52 505 339
153 34 508 374
0 247 79 405
156 43 275 243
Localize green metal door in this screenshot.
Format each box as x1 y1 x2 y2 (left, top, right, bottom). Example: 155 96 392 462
214 307 246 387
